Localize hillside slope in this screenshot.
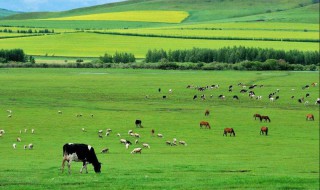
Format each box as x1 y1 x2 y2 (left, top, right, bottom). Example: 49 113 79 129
0 8 19 18
3 0 319 24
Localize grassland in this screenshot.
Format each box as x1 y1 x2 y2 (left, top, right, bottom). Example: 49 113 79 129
0 69 318 189
43 11 189 24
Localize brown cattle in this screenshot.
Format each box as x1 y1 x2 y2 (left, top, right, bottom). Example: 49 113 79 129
200 121 211 129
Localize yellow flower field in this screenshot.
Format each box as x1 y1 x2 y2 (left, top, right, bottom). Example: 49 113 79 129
43 11 189 23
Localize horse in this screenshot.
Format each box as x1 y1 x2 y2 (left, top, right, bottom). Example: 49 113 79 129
260 126 268 135
259 115 271 122
223 128 235 137
306 114 314 121
199 121 211 129
204 110 210 116
253 114 261 120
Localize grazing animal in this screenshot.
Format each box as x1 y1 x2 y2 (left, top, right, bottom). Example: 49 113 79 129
82 128 86 132
13 143 16 149
58 111 62 114
28 144 33 150
117 133 121 137
306 93 310 98
193 95 198 100
302 85 309 89
31 129 35 134
135 139 139 144
253 114 261 120
199 121 211 129
158 88 161 92
162 96 167 99
166 141 172 146
223 128 236 137
17 137 21 142
143 143 150 148
135 120 143 128
240 89 247 93
24 145 27 149
306 114 314 121
61 143 101 174
157 134 163 138
260 127 268 135
131 148 142 154
98 134 103 138
0 129 5 134
311 82 317 87
218 95 225 99
233 95 239 100
259 116 271 122
151 129 155 136
204 110 210 116
101 148 109 153
125 143 130 149
120 139 127 144
179 141 187 146
315 98 320 105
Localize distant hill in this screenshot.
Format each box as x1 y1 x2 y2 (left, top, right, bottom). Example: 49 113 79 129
2 0 320 24
0 8 19 18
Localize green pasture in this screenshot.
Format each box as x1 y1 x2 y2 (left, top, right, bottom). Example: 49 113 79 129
0 69 318 189
0 32 318 58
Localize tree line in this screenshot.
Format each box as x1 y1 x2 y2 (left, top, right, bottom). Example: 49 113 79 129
0 49 34 63
145 46 319 65
0 28 54 34
99 52 135 63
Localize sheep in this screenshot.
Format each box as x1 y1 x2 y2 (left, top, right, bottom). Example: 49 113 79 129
142 143 150 148
117 133 121 137
157 134 163 138
28 144 33 150
120 139 127 144
13 143 16 149
125 143 130 149
8 115 12 118
6 110 12 114
106 128 112 132
90 114 94 118
128 130 133 134
98 130 103 133
135 139 139 144
58 111 62 114
179 141 187 146
24 145 27 150
82 128 86 132
169 89 172 93
0 129 5 134
19 130 22 134
304 101 309 105
98 134 103 138
134 133 140 138
31 129 35 134
17 137 21 142
166 141 172 145
131 148 142 154
105 132 110 136
101 148 109 153
0 134 2 137
24 129 27 133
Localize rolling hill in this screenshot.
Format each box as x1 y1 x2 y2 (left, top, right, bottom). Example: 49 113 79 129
3 0 319 24
0 8 19 18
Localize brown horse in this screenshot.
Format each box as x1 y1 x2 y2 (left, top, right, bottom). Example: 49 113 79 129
223 128 235 136
205 110 210 116
200 121 211 129
306 114 314 121
259 115 271 122
253 114 261 120
260 126 268 135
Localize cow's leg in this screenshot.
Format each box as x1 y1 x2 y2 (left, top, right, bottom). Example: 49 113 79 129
67 161 72 174
61 158 67 173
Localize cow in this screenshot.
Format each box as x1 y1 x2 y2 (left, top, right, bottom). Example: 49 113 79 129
204 110 210 116
61 143 101 174
135 120 143 128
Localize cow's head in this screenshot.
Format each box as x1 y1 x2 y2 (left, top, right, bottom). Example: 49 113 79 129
94 162 101 173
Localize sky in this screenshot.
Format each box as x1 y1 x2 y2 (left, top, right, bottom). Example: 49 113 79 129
0 0 125 12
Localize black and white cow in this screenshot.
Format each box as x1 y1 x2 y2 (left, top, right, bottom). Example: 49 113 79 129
62 143 101 174
135 120 143 128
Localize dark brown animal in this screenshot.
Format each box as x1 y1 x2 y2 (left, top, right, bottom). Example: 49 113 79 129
259 115 271 122
260 127 268 135
253 114 261 120
306 114 314 121
223 128 235 137
199 121 211 129
205 110 210 116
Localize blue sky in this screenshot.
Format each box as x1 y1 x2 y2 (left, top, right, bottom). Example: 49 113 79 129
0 0 125 12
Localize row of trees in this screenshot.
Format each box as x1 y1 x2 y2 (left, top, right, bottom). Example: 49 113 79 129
145 47 319 65
0 28 54 34
0 49 35 63
99 52 135 63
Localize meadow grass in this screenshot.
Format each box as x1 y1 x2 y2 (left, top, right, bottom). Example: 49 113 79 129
0 69 318 189
43 11 189 24
0 32 318 58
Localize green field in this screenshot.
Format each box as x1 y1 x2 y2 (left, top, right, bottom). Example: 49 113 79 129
0 0 318 60
0 69 319 189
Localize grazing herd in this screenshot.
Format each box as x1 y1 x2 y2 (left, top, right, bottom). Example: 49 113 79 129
1 81 317 174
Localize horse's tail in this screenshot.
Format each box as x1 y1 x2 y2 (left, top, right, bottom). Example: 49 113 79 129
265 128 268 135
268 117 271 122
232 129 236 136
208 124 211 129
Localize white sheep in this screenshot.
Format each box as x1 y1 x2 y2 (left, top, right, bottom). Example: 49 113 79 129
8 114 12 118
105 132 110 136
120 139 127 144
31 129 35 134
143 143 150 148
23 145 27 150
134 133 140 138
128 130 133 134
98 130 103 133
17 137 21 142
13 143 16 149
24 129 27 133
131 148 142 154
179 140 187 146
125 143 130 149
58 111 62 114
82 128 86 132
28 144 33 150
6 110 12 114
101 148 109 153
0 129 5 134
117 133 121 137
135 139 139 144
157 134 163 138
